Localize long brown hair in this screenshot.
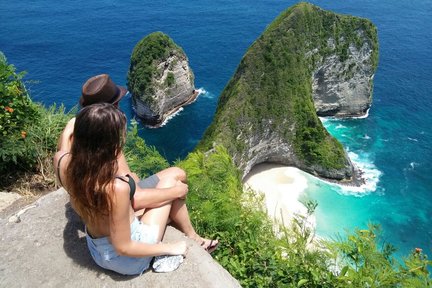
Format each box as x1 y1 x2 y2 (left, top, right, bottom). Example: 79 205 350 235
66 103 126 224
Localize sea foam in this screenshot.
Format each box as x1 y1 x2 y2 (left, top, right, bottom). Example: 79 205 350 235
309 149 382 197
408 162 419 170
157 107 184 128
196 87 213 99
339 150 382 196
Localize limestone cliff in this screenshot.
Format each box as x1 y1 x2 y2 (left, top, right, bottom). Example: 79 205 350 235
197 2 378 182
127 32 197 127
310 22 378 117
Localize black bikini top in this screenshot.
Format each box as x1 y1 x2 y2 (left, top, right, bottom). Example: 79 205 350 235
115 174 136 201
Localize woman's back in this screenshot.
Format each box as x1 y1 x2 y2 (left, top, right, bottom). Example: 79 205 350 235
54 150 135 238
54 103 134 239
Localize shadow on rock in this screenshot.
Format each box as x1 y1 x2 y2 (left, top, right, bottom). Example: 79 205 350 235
62 202 138 281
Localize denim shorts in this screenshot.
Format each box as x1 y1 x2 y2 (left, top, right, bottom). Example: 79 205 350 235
138 174 159 189
86 218 159 275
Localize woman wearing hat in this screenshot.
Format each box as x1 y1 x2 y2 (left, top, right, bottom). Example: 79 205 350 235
58 74 190 213
54 103 218 275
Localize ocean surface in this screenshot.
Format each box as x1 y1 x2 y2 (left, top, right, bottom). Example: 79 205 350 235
2 0 431 258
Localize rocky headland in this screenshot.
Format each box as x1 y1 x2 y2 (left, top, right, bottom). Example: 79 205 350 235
127 32 197 127
197 2 378 183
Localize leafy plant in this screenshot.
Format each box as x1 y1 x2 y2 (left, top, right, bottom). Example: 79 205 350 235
0 51 72 186
0 54 39 175
24 104 72 181
328 224 432 287
0 53 39 139
179 147 335 287
123 119 169 178
165 72 175 87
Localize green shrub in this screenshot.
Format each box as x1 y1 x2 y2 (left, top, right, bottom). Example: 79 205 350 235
0 54 39 174
24 104 72 179
165 72 175 87
0 103 71 181
0 52 72 183
329 224 432 287
123 119 169 178
0 53 39 139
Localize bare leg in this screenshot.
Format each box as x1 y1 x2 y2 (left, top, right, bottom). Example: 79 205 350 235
140 177 218 251
168 198 196 238
139 178 175 241
169 197 219 252
156 167 187 183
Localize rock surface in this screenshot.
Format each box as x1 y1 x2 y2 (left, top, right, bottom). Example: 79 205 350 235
0 191 21 211
128 32 197 127
0 189 241 288
311 38 376 117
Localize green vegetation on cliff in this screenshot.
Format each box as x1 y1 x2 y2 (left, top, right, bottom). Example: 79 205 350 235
198 2 378 173
0 53 71 184
127 31 185 103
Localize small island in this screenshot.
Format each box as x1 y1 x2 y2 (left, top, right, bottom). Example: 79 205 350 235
127 32 198 127
197 2 378 184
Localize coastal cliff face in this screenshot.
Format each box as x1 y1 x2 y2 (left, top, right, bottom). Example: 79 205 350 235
127 32 196 127
311 34 377 117
197 3 378 181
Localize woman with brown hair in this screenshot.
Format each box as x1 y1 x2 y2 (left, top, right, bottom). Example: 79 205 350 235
54 103 217 275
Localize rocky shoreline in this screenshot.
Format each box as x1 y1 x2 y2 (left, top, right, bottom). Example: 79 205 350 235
152 90 199 128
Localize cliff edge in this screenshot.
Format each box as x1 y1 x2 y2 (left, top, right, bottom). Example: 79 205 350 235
0 189 240 288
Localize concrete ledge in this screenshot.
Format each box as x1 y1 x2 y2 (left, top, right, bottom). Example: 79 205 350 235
0 189 241 288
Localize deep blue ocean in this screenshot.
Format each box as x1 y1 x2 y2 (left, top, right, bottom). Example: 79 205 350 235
2 0 431 258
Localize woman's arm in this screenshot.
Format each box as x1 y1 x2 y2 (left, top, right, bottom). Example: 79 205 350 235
132 181 188 210
109 180 187 258
116 150 188 209
57 117 75 151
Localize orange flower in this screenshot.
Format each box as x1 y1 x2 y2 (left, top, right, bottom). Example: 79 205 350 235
5 106 14 113
21 131 27 139
415 248 422 253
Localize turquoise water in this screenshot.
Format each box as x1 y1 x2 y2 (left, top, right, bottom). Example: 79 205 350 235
1 0 431 257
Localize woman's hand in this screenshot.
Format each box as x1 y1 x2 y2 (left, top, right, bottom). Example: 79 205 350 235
168 241 187 256
176 180 188 199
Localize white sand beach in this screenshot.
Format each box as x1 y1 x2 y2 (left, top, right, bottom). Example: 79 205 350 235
243 163 315 228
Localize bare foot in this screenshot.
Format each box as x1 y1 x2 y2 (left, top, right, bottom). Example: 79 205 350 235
189 235 219 253
199 238 219 253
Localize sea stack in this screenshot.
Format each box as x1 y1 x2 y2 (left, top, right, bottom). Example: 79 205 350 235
197 2 378 183
127 32 197 127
